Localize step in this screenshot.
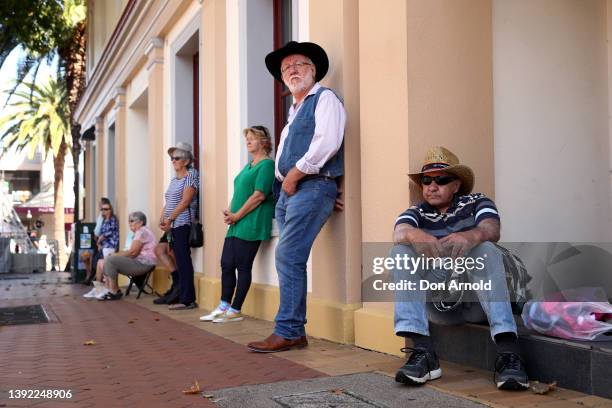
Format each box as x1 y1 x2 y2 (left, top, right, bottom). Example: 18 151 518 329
429 321 612 398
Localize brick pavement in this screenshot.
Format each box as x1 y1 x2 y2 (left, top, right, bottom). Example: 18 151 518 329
0 274 324 408
3 273 612 408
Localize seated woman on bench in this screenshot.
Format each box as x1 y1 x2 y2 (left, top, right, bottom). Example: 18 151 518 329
99 211 157 301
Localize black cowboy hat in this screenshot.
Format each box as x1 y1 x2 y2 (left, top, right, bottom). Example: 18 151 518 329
265 41 329 83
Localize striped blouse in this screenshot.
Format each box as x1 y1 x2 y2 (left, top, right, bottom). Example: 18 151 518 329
395 193 500 238
163 168 200 228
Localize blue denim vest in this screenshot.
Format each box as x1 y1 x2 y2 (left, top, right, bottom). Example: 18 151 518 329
277 87 344 178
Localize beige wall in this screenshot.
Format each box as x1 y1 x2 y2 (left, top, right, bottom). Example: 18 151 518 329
87 0 129 76
355 0 494 353
493 0 612 241
407 0 494 199
309 0 362 305
201 0 228 279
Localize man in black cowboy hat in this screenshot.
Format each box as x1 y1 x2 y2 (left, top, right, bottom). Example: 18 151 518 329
391 146 529 390
247 41 345 353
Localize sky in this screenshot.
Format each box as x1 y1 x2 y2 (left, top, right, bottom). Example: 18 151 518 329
0 46 58 108
0 46 59 157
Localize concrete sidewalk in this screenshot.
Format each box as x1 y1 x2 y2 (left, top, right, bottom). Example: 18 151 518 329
1 272 611 408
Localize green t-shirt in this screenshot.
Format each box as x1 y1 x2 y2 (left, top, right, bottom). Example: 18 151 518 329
226 158 275 241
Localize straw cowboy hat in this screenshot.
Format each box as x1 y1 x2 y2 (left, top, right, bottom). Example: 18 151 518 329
409 146 475 195
265 41 329 83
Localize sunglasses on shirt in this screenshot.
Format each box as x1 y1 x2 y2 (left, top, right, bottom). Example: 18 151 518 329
421 175 457 186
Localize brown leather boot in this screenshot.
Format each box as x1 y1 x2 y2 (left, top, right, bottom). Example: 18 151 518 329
247 333 308 353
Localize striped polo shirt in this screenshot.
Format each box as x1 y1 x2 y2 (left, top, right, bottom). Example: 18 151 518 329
163 168 199 228
395 193 500 238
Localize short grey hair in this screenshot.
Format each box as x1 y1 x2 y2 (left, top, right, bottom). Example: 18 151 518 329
129 211 147 226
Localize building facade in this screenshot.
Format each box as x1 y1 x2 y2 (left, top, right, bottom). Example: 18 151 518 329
75 0 612 355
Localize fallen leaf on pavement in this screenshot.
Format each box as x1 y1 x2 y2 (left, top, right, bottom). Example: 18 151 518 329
83 340 96 346
531 381 556 394
154 318 160 321
128 320 135 324
330 389 344 395
182 380 200 395
169 337 176 341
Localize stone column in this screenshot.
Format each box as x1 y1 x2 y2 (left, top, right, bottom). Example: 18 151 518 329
94 116 105 207
306 0 363 343
145 37 165 238
111 87 128 245
200 0 228 309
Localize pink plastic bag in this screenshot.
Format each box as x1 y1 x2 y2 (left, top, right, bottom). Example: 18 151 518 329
521 287 612 341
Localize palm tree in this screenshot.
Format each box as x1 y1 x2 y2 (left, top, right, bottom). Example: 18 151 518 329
1 0 86 271
0 78 71 268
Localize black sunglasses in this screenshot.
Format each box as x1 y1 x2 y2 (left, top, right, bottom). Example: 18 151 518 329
100 207 111 211
421 175 457 186
171 156 183 161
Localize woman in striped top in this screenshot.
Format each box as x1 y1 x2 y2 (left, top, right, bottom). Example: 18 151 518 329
160 142 200 310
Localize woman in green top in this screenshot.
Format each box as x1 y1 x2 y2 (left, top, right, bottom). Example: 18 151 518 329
200 126 275 323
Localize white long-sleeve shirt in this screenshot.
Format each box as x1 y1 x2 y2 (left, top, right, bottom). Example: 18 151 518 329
274 83 347 181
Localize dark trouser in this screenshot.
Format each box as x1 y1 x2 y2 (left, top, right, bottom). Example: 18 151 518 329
170 225 196 304
220 237 261 310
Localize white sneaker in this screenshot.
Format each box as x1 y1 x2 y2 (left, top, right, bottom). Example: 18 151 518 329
200 306 227 321
213 310 244 323
94 287 110 300
82 287 98 299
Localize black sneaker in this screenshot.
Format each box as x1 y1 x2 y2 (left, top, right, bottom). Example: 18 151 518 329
494 352 529 390
153 285 179 305
98 290 123 301
395 347 442 385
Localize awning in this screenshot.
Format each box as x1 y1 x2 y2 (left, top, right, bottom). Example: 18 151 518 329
81 126 95 141
14 182 74 215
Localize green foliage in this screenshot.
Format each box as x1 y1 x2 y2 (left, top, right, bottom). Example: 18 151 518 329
0 0 86 101
0 78 71 160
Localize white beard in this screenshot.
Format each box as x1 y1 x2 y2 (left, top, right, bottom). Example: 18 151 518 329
286 73 315 95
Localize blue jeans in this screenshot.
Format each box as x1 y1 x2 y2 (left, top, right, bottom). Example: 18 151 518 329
274 178 337 339
393 242 517 340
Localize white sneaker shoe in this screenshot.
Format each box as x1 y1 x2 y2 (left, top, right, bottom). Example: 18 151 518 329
200 306 227 321
94 287 110 300
213 310 244 323
83 287 98 299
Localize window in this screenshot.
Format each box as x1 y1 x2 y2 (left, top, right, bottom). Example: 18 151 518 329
273 0 293 149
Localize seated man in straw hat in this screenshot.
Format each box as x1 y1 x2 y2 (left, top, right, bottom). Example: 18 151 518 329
392 146 529 390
